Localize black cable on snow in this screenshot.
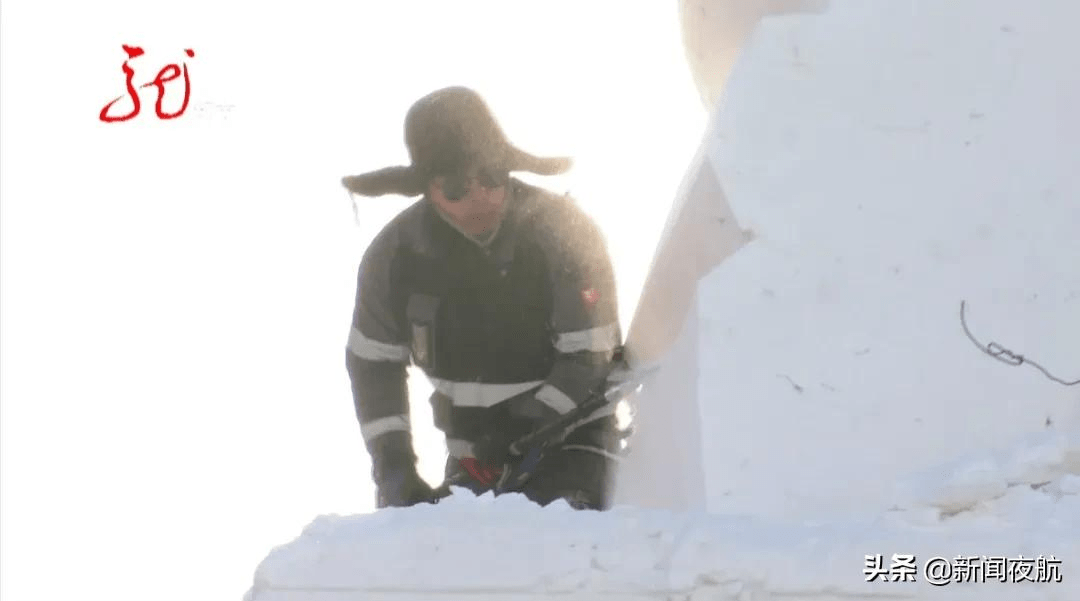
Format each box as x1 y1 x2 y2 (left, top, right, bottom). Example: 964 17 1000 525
959 300 1079 387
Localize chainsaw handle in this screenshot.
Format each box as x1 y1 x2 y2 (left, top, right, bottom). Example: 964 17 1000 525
508 368 647 455
443 362 654 497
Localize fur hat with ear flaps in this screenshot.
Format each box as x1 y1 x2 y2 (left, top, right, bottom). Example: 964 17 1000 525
341 86 572 197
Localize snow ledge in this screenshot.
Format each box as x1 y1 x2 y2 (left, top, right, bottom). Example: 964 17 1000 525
248 431 1080 601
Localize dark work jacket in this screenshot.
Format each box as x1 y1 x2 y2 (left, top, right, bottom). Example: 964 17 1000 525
345 179 622 463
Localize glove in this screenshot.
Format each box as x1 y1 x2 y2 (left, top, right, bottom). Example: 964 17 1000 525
471 430 520 472
375 463 437 508
471 412 542 470
369 432 437 508
472 386 578 468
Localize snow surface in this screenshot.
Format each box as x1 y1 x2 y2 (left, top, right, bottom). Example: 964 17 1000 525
249 0 1079 599
250 430 1080 600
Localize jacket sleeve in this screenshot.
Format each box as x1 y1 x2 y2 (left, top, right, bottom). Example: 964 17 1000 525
532 203 622 418
345 231 413 458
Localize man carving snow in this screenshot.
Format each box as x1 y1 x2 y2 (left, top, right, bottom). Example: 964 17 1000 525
342 86 625 511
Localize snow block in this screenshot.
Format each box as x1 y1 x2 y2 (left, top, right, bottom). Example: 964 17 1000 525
616 106 753 510
689 0 1080 519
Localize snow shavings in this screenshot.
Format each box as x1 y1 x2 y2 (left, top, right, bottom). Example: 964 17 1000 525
250 430 1080 600
892 429 1080 517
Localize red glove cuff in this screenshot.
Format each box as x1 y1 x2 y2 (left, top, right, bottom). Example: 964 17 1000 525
459 457 503 486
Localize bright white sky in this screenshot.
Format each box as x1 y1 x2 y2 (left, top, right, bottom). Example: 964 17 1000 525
0 2 705 600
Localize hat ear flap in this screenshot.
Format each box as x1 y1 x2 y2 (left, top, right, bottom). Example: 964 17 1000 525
342 166 425 197
508 146 573 176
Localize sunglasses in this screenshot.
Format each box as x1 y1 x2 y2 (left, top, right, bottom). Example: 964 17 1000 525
434 167 508 202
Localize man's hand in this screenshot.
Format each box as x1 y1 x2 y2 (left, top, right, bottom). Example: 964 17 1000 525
375 466 438 508
471 430 521 471
370 432 437 508
481 391 566 467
